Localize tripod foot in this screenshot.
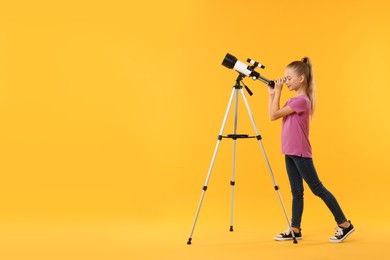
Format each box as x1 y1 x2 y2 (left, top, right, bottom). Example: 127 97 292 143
187 238 192 245
293 238 298 244
229 226 234 232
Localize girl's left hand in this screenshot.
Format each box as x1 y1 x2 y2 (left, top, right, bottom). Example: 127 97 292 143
273 78 285 92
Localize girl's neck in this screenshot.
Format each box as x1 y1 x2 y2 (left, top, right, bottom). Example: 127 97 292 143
296 85 307 97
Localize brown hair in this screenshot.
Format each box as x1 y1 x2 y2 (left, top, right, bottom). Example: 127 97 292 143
287 57 316 115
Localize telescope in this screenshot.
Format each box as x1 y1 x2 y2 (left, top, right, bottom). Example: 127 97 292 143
222 53 275 87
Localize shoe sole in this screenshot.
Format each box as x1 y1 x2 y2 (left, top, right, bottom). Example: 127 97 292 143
274 236 303 241
329 227 355 243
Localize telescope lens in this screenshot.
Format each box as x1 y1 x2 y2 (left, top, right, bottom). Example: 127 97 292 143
221 53 237 69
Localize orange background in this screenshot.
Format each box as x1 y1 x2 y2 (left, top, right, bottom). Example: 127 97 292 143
0 0 389 259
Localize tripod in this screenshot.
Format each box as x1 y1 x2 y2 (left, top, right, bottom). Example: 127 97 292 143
187 74 297 245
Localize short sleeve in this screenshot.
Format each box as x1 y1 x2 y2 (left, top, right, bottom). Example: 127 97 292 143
288 96 310 114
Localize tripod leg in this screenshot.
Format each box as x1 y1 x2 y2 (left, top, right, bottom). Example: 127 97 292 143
187 88 237 245
239 89 298 244
229 90 239 232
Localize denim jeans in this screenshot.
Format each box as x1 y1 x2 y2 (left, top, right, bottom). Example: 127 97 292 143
285 155 347 228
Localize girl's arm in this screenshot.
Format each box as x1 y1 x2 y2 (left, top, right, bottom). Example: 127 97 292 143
268 79 295 121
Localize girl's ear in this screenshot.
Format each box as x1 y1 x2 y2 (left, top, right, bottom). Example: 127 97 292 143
299 74 305 83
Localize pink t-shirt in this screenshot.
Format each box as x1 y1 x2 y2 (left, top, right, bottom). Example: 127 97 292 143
281 95 312 158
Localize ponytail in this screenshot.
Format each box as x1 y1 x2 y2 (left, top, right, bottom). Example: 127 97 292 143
287 57 316 115
302 57 315 116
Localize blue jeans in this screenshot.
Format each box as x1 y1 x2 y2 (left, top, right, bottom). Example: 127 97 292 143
285 155 347 228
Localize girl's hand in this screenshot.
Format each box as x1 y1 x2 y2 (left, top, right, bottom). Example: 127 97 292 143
268 86 275 95
274 78 285 92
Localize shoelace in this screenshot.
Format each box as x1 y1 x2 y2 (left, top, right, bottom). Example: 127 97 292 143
282 228 292 235
334 226 344 238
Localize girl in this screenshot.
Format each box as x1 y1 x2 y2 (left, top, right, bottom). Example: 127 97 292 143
268 57 354 243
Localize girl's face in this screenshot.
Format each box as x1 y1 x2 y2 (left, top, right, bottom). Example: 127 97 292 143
284 67 303 91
